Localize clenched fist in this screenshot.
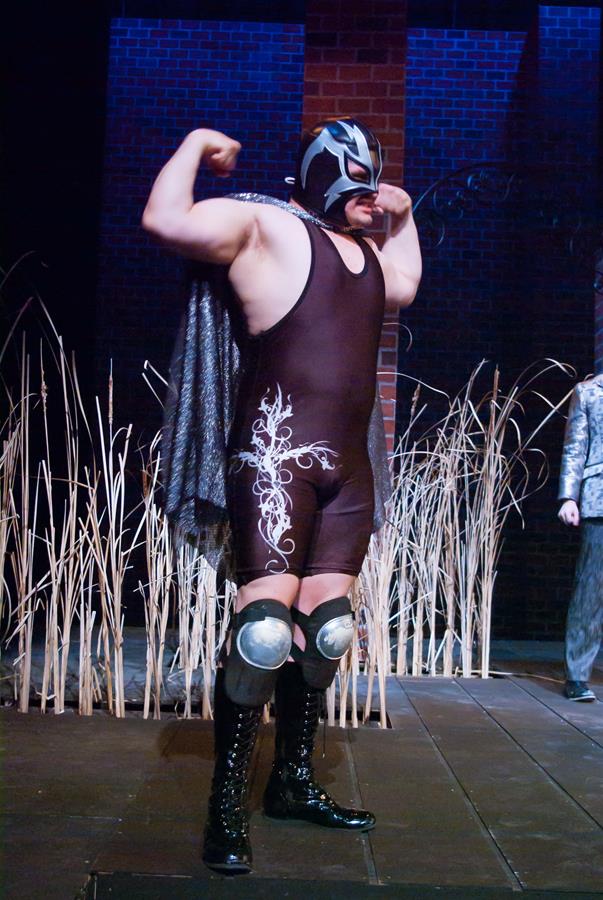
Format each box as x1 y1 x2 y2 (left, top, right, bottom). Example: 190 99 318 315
374 183 412 219
558 499 580 527
197 128 242 178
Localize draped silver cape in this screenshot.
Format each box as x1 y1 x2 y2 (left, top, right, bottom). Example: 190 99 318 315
162 194 392 571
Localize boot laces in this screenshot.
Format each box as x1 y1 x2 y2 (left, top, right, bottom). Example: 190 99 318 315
211 710 260 819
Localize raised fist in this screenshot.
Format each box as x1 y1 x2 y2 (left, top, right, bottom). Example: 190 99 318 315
374 183 412 218
199 129 242 178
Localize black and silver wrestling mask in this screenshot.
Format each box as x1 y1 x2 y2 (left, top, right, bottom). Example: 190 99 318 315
290 118 383 227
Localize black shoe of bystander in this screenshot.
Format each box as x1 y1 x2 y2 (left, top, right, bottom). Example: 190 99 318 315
564 680 596 702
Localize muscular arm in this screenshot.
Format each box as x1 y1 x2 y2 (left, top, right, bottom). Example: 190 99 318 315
375 185 422 309
141 128 257 264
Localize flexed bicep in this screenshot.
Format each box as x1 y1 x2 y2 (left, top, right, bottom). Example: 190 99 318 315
142 128 255 264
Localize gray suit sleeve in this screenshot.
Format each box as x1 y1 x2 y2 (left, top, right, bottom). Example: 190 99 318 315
558 385 589 502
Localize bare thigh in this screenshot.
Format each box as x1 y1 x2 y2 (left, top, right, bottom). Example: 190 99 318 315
236 573 300 612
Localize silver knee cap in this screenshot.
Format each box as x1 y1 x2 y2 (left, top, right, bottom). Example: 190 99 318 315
316 613 354 659
237 616 293 670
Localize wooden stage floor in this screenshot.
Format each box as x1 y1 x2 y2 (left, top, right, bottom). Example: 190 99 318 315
3 675 603 899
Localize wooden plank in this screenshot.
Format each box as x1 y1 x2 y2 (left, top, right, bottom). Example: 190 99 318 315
508 675 603 744
459 677 603 826
349 681 517 889
89 717 215 879
2 710 166 819
2 813 113 900
85 870 603 899
401 678 603 892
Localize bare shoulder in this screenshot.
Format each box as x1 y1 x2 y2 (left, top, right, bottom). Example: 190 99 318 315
192 195 258 225
252 201 308 243
206 197 308 251
362 235 388 266
362 236 391 275
230 201 309 275
198 195 304 226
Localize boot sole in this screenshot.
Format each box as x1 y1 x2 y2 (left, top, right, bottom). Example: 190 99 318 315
263 809 376 831
203 859 252 876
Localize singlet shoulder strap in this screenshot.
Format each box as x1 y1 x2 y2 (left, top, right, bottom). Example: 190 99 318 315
314 224 373 279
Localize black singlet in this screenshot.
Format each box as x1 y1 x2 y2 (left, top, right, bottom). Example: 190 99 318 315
227 219 386 585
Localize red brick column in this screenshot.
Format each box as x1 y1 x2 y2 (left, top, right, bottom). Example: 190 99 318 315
303 0 408 453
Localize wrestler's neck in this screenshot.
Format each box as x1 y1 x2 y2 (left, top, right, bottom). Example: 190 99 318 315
289 198 373 233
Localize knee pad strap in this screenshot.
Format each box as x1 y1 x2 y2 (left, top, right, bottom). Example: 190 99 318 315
224 599 293 707
292 596 354 689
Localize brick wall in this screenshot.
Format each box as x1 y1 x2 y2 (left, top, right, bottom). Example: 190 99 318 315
402 6 601 638
95 17 305 435
303 0 408 452
403 24 528 390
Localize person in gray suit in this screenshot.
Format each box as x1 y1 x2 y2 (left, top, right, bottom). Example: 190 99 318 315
558 374 603 701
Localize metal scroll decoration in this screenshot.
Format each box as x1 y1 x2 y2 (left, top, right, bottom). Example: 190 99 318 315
411 164 518 251
411 162 601 272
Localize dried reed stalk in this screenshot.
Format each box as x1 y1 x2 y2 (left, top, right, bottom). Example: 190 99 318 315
10 340 36 712
171 546 209 718
0 409 20 654
85 390 145 717
78 544 97 716
139 435 173 719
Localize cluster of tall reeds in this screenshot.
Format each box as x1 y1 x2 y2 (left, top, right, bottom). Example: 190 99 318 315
0 303 241 719
0 303 571 725
326 360 574 727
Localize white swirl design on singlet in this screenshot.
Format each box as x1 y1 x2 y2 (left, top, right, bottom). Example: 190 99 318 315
230 385 338 573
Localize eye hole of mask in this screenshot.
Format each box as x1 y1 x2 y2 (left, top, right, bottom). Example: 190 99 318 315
345 158 371 184
369 148 381 171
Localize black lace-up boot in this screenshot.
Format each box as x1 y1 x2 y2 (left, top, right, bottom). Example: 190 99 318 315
263 662 376 830
202 669 263 875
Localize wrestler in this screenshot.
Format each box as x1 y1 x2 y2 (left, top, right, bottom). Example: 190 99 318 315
143 119 422 874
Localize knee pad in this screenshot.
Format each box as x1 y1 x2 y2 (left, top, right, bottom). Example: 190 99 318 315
224 599 293 707
292 596 354 689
